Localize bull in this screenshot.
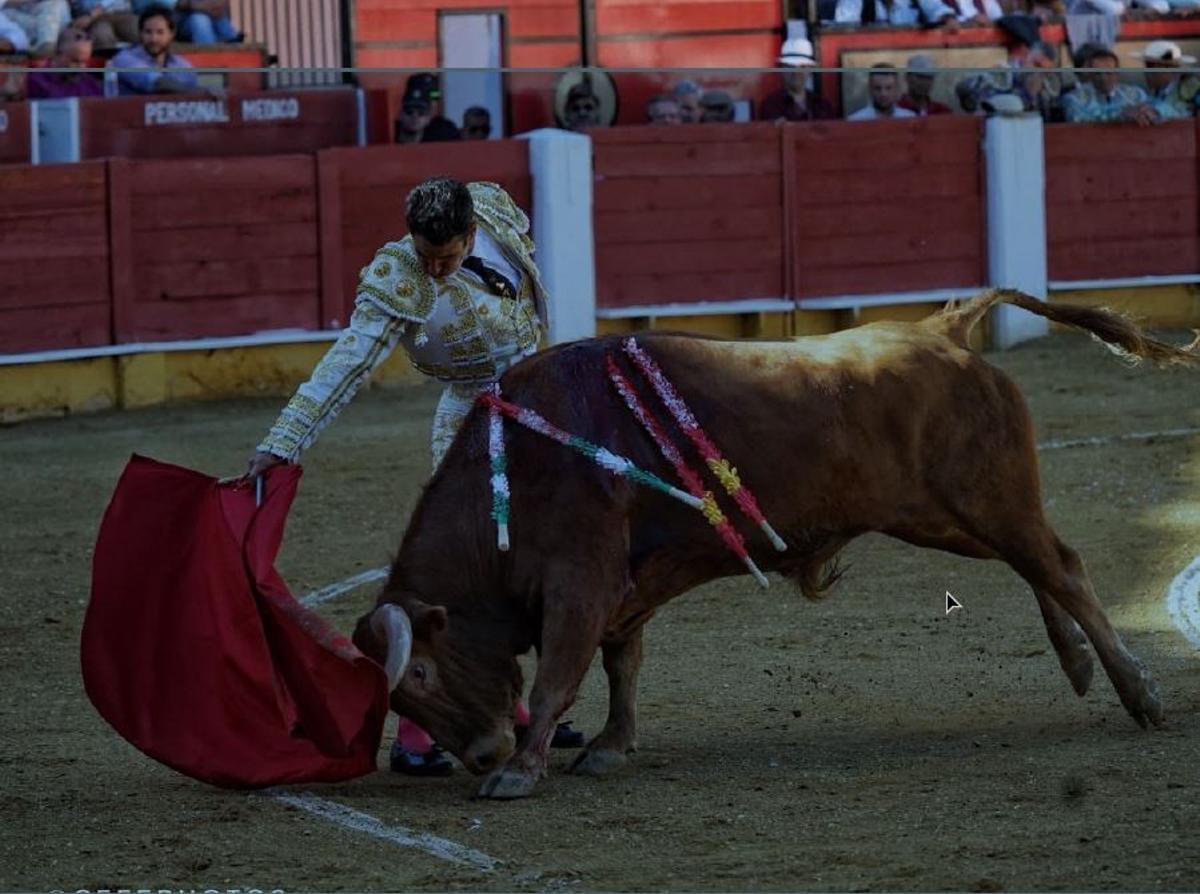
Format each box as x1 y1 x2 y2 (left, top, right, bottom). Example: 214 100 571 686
352 289 1198 800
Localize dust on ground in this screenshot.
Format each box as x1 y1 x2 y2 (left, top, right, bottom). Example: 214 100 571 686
1 331 1198 892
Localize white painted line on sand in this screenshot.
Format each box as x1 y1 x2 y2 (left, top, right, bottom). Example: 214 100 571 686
269 791 500 872
1166 557 1200 651
1037 426 1200 452
300 567 389 607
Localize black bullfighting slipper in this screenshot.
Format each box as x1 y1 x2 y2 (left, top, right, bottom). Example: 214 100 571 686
514 720 585 749
389 741 454 776
551 721 585 749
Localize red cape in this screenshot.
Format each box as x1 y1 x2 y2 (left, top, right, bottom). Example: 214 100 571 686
82 455 389 788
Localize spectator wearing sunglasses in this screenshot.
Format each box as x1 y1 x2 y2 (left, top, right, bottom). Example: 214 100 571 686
462 105 492 140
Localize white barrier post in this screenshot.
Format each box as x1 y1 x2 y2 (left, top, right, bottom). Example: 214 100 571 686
985 114 1048 349
519 128 595 345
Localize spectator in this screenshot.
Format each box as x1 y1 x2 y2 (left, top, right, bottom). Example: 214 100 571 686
71 1 138 51
760 36 835 122
1 0 71 57
699 89 734 122
948 0 1003 24
27 23 101 96
671 79 702 123
394 83 433 143
562 79 603 132
0 7 30 52
420 115 461 142
826 0 958 30
1140 41 1199 121
899 54 952 116
956 40 1065 121
461 105 491 140
1063 44 1158 125
646 93 681 124
848 63 916 120
130 0 238 44
106 4 197 95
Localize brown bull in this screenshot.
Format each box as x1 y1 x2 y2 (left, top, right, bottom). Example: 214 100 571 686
353 288 1199 800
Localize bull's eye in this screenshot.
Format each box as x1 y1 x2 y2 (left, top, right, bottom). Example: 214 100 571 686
412 665 426 682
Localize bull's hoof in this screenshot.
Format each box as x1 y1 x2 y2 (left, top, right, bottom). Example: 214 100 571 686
1060 646 1094 697
568 747 628 777
475 768 538 800
1121 662 1165 730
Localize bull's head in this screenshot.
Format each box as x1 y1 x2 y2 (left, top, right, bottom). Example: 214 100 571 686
352 597 523 774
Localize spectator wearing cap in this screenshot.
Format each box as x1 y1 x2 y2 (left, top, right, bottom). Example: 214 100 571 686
1140 41 1200 121
1063 44 1158 126
828 0 958 31
671 79 702 123
0 0 71 57
898 54 952 116
562 79 604 132
699 89 735 122
27 23 102 97
646 93 682 125
462 106 492 140
71 0 138 50
395 85 433 143
130 0 239 44
106 4 198 95
760 37 835 123
848 63 917 121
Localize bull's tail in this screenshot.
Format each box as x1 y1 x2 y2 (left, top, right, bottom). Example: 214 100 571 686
929 288 1200 367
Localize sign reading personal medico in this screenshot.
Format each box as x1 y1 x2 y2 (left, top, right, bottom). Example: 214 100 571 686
67 88 360 161
143 96 304 126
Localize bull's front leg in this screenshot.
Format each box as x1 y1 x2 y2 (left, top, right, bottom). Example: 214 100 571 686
569 627 643 776
476 593 612 800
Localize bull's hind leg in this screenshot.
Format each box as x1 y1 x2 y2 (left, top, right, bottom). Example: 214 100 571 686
953 517 1162 728
569 627 644 776
890 525 1094 696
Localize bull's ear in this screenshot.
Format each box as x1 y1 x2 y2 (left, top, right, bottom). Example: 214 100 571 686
407 599 449 640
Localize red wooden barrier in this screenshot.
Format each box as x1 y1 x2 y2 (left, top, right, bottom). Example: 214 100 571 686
316 141 532 328
0 103 31 165
79 89 359 160
0 162 111 352
1045 120 1198 282
592 123 785 309
108 155 321 342
787 115 986 299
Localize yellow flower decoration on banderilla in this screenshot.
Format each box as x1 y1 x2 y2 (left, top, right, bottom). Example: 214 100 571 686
705 458 744 495
700 492 727 528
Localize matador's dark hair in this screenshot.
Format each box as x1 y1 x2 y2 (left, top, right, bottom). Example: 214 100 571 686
405 177 474 245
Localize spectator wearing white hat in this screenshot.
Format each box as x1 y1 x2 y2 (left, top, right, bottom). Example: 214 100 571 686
1140 41 1200 121
760 37 835 122
848 63 917 121
898 54 952 116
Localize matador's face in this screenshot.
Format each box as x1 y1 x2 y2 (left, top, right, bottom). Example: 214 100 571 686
412 223 476 280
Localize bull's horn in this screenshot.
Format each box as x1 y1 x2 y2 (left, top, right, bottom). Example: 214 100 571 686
371 603 412 691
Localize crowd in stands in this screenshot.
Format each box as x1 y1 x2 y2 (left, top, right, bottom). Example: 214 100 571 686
0 1 237 100
603 29 1200 129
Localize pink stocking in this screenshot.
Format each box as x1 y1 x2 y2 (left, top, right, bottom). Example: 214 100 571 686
395 716 434 753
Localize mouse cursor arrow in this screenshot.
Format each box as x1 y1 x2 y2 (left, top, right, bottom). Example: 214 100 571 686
945 591 963 615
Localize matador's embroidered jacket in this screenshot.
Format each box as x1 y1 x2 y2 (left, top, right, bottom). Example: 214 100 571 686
258 182 549 461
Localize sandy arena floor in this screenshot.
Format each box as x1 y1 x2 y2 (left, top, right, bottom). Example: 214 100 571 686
1 329 1198 892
